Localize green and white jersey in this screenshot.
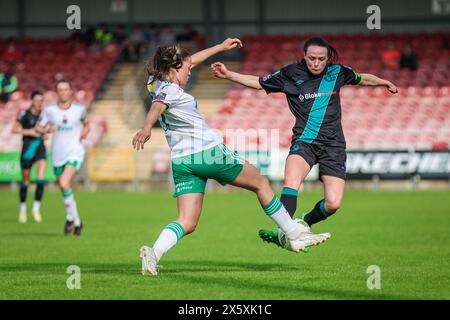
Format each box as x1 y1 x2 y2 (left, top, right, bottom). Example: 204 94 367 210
38 102 87 167
148 77 223 159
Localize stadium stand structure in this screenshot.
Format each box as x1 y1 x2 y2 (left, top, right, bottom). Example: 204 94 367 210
0 38 114 153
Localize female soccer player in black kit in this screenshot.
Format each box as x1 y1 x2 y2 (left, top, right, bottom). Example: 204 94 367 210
12 91 47 223
212 37 398 247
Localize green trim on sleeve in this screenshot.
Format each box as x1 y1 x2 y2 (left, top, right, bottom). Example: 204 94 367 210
354 72 363 85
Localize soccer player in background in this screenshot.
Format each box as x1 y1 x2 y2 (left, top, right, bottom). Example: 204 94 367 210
36 80 89 236
132 39 331 276
11 91 46 223
211 37 398 247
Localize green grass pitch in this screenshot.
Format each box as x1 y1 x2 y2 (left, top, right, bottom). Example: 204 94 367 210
0 190 449 299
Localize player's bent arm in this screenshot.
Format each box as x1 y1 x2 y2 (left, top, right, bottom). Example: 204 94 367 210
211 62 262 89
35 123 49 134
132 101 166 150
227 71 262 90
190 38 242 69
359 73 398 93
12 122 39 137
80 120 90 140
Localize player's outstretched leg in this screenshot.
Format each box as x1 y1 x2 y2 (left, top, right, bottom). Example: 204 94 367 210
32 179 44 223
32 160 46 223
18 182 28 223
258 154 313 249
258 187 299 248
230 162 331 253
140 221 185 276
258 216 329 252
58 164 82 236
140 193 202 276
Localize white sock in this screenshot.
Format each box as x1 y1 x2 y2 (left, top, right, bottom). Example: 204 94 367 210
69 198 81 226
153 222 185 261
20 203 27 213
263 196 298 233
62 188 81 227
64 195 74 222
32 201 41 213
270 207 298 234
63 193 80 225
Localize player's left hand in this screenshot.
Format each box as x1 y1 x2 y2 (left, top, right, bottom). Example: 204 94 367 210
386 81 398 94
45 124 56 134
211 62 229 79
220 38 243 51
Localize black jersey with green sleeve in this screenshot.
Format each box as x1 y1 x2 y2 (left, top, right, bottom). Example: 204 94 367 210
17 110 43 144
17 110 45 152
259 60 362 147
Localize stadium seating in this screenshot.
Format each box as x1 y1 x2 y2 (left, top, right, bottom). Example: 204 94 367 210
0 37 117 152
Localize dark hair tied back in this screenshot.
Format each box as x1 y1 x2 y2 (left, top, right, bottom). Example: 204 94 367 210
146 44 191 81
303 37 339 64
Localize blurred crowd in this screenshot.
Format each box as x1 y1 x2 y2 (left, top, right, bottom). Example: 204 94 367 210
380 42 418 70
0 24 205 102
0 38 20 102
69 23 205 62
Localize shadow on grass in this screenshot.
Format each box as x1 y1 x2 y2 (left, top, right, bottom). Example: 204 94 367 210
3 232 61 237
0 260 286 275
160 260 413 300
0 218 21 223
168 272 407 300
0 260 417 299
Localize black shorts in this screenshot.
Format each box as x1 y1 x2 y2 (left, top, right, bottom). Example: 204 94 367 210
20 143 47 169
289 141 347 180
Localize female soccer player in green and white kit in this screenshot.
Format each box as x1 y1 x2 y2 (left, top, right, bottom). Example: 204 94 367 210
132 38 331 276
36 80 89 236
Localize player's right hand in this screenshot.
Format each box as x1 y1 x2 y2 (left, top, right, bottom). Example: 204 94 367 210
386 81 398 94
211 62 228 79
220 38 243 51
132 128 151 151
46 125 55 134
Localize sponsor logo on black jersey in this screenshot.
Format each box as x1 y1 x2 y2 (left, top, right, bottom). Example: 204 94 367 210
298 91 337 101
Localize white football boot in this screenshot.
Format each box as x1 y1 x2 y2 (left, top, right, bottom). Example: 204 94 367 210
18 209 27 223
32 210 42 223
285 219 331 253
140 246 159 276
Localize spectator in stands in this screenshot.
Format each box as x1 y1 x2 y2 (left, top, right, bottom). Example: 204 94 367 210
1 38 23 64
144 24 160 56
176 24 199 42
95 23 113 46
80 26 96 47
381 42 400 70
176 24 205 50
400 45 418 70
0 62 18 102
159 25 175 45
123 25 146 62
113 24 128 45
